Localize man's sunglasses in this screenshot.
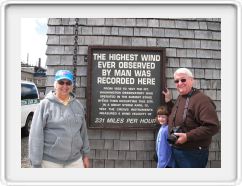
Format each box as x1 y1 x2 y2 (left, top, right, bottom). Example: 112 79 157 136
58 80 72 86
174 79 186 84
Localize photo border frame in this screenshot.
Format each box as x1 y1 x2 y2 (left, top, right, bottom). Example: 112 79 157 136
0 0 241 185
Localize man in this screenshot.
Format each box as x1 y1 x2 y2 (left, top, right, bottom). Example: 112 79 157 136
162 68 219 168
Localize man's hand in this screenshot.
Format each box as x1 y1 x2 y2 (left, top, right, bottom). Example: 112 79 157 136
174 133 187 144
162 88 172 103
82 156 89 168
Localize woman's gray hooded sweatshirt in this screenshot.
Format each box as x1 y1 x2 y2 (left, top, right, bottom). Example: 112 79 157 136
29 91 90 168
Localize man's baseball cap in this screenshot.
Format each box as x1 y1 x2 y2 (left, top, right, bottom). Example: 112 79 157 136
55 70 74 84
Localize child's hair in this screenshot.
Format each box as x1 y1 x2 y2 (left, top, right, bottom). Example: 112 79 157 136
156 105 169 116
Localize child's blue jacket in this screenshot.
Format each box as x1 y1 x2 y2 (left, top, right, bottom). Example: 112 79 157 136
156 124 175 168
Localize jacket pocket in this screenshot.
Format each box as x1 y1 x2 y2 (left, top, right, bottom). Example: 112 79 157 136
44 130 58 147
44 130 69 161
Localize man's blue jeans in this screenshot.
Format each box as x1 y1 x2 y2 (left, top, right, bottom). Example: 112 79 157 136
172 147 209 168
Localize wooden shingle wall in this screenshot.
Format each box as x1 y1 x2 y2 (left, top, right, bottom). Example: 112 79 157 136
46 18 221 168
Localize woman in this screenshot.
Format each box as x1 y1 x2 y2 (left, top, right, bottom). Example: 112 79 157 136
29 70 90 168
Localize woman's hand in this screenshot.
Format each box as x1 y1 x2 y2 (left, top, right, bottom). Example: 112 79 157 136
83 156 89 168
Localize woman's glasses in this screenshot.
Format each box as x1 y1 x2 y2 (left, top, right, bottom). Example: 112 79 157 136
174 79 186 84
58 80 72 86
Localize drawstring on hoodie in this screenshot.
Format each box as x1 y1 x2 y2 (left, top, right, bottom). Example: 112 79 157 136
59 104 64 117
69 104 79 124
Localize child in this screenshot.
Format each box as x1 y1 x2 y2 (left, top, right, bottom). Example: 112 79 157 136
156 106 175 168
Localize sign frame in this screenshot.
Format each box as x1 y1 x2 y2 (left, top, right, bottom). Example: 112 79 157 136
87 45 167 130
